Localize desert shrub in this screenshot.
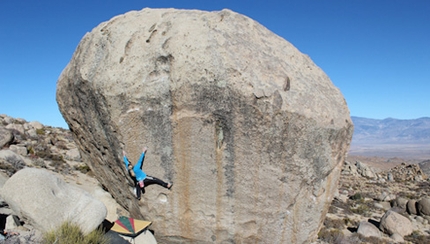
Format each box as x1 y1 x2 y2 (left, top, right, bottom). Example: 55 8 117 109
0 156 26 176
324 218 345 229
350 192 363 201
49 156 71 174
55 141 68 150
342 217 358 227
362 236 389 244
28 146 36 155
351 204 370 216
318 228 344 243
33 158 46 168
42 221 109 244
34 144 52 160
333 233 388 244
36 128 46 135
34 144 68 172
328 204 338 214
330 198 353 215
74 164 91 174
405 230 430 244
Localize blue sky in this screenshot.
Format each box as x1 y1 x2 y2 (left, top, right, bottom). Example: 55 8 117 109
1 0 429 128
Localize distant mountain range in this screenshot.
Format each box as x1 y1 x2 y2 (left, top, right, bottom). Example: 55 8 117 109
351 116 430 145
349 116 430 159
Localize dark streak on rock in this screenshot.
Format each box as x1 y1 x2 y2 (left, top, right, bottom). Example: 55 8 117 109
284 76 291 91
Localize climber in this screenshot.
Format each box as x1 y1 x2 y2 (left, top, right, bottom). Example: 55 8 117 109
123 146 172 200
0 229 18 240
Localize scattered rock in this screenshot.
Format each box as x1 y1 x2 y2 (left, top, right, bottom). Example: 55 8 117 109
357 221 381 238
417 197 430 216
391 197 408 209
407 200 418 215
6 124 24 135
390 232 404 242
28 121 44 130
9 145 27 156
0 127 13 148
0 150 27 175
377 192 396 202
383 163 428 182
374 202 391 211
342 161 377 178
65 148 81 161
0 167 107 234
387 172 394 181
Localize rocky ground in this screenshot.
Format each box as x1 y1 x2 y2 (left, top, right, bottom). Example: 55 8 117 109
316 159 430 244
1 114 430 243
0 115 155 243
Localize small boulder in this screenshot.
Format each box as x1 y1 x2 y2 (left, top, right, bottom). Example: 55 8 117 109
377 192 396 202
417 197 430 216
342 161 358 176
390 233 404 243
0 150 27 175
65 148 81 161
391 197 408 209
5 124 25 135
26 129 37 138
0 127 13 148
387 172 394 181
356 161 376 178
9 145 27 156
407 200 417 215
374 202 391 211
357 221 382 238
379 210 413 237
0 168 106 234
415 216 424 224
29 121 44 130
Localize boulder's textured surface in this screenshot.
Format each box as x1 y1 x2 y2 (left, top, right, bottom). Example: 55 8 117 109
0 168 106 234
379 210 413 236
56 8 353 243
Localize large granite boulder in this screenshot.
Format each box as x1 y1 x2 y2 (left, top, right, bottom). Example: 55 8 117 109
0 168 106 234
56 8 353 243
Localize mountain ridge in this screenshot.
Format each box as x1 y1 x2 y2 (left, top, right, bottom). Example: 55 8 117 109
350 116 430 159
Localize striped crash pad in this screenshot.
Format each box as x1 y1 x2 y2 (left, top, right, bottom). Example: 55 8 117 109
111 216 152 237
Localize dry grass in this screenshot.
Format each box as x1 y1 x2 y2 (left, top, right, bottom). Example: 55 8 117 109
42 221 109 244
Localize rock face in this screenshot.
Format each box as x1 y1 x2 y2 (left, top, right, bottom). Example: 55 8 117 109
0 168 107 234
56 8 353 243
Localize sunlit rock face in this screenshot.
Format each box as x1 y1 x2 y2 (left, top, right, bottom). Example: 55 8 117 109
57 8 353 243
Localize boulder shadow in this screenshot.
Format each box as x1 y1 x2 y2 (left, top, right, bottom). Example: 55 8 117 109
368 218 380 228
